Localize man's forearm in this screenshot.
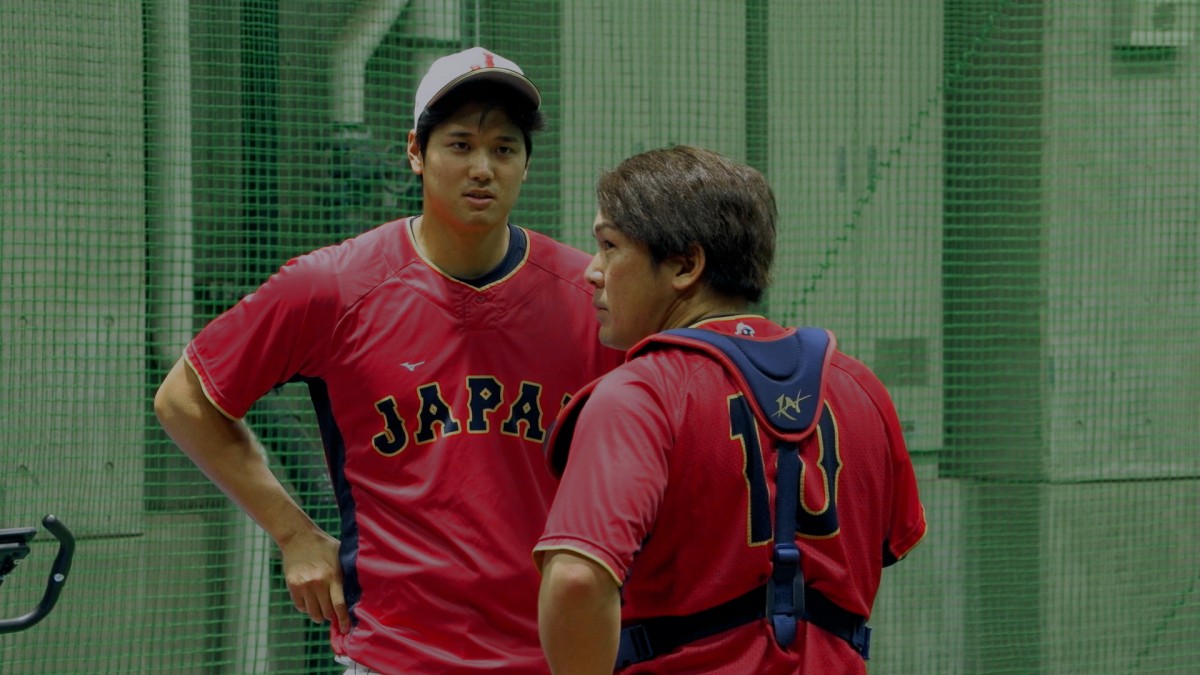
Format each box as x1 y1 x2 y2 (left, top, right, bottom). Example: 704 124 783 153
155 357 347 630
538 551 621 674
154 357 320 548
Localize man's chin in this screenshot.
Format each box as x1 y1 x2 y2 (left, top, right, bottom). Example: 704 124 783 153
598 329 632 352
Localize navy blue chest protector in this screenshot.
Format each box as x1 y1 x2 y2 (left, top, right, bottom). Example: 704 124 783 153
607 327 872 669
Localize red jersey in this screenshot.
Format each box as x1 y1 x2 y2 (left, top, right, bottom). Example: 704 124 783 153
186 217 622 673
536 316 925 674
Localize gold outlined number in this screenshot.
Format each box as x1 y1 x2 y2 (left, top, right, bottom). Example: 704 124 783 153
730 395 841 543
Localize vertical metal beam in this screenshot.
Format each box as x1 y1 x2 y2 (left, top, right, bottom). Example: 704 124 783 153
241 0 280 285
745 0 769 176
943 1 1045 671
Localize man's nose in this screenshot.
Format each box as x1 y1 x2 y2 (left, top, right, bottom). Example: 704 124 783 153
584 254 603 287
468 151 495 180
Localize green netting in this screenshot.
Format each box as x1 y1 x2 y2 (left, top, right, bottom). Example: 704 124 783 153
2 0 1197 672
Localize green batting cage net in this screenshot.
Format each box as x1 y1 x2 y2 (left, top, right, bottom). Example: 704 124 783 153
2 1 1197 672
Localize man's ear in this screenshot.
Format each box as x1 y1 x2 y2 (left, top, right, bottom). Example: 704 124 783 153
407 130 423 175
670 243 706 292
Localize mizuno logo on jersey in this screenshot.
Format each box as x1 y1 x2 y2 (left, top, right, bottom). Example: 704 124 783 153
399 361 425 371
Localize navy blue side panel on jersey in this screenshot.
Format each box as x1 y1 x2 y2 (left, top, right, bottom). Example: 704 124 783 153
659 327 831 436
301 377 362 624
544 376 602 478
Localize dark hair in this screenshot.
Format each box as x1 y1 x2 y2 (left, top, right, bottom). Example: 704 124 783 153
595 145 776 303
414 81 545 158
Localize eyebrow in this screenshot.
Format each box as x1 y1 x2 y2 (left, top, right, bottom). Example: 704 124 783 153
443 129 521 144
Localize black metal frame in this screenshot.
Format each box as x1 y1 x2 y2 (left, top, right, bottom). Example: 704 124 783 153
0 514 75 635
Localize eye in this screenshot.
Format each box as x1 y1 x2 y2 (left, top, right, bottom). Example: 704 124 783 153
496 145 518 156
449 141 470 151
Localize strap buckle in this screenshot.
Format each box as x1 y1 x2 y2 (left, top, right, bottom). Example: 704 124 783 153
768 543 802 647
851 623 872 660
615 623 654 669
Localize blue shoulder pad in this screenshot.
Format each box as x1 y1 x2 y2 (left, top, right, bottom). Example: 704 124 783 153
652 327 833 436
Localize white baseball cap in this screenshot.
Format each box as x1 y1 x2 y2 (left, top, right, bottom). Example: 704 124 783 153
412 47 541 131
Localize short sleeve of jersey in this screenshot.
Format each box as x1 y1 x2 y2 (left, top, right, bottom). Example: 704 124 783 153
881 384 927 562
535 362 676 585
185 250 339 419
840 355 927 563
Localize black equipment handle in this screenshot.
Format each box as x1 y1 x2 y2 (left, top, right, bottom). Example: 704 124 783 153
0 514 75 635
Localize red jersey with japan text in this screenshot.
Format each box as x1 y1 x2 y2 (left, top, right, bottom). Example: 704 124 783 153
186 217 622 673
535 316 926 674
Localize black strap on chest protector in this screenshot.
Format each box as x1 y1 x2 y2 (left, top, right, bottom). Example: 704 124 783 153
770 440 803 647
614 439 871 669
614 584 871 669
614 327 871 669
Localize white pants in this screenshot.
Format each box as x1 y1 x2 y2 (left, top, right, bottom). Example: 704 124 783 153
335 655 381 674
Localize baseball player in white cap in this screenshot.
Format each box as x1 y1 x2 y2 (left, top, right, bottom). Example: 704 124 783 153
155 47 622 674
